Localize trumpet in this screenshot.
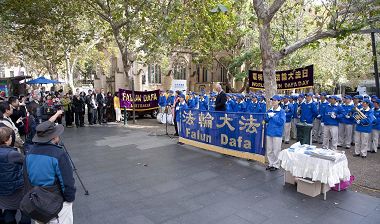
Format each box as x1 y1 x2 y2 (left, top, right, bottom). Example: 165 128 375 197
352 107 367 121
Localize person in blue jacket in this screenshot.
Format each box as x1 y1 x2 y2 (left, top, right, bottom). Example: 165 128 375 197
158 90 167 113
26 120 76 222
315 92 328 144
208 93 216 111
225 94 235 112
371 98 380 153
198 94 208 111
354 99 374 158
246 95 262 114
187 93 195 109
166 90 175 107
175 94 188 135
291 94 303 139
265 95 285 171
322 95 342 150
300 92 318 124
338 95 355 149
281 95 293 144
258 95 267 111
235 94 247 112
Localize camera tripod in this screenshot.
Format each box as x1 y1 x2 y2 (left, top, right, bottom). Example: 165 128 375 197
60 142 89 195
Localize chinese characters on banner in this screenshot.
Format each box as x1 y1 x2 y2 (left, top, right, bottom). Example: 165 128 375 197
119 89 159 111
179 109 266 162
249 65 314 90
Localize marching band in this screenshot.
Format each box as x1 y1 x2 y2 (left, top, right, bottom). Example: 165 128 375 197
158 90 379 165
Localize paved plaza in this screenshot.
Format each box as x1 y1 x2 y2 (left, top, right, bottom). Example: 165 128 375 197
63 124 380 224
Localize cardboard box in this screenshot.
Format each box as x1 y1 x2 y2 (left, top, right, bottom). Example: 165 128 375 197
285 171 296 185
296 178 322 197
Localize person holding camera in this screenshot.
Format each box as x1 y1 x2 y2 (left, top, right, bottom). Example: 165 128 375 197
24 116 75 224
0 102 24 150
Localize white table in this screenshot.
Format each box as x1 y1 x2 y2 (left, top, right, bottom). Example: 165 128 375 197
279 148 351 200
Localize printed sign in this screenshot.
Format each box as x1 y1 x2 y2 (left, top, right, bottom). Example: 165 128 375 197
119 89 159 111
249 65 314 90
179 109 266 163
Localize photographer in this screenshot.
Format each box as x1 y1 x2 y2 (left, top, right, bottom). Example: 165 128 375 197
25 118 75 224
41 95 63 123
9 96 27 136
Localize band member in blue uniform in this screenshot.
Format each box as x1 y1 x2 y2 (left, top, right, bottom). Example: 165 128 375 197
247 95 263 114
265 95 286 171
371 98 380 153
235 95 247 112
322 95 342 150
198 94 208 111
300 93 318 124
158 90 167 113
354 99 374 158
338 95 355 149
281 95 293 144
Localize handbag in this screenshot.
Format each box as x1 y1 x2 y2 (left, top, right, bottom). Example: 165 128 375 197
20 161 64 223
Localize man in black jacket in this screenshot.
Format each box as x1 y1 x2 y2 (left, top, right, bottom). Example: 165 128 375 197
215 84 227 111
96 88 107 124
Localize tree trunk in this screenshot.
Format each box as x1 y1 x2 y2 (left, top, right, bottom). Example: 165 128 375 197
258 22 278 100
120 49 131 89
65 50 75 91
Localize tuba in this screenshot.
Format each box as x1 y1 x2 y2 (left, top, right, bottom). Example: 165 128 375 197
352 107 367 121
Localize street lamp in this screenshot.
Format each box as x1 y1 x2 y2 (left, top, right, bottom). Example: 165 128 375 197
128 52 137 124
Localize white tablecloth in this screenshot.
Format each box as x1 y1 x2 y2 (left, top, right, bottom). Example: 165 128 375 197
279 148 351 187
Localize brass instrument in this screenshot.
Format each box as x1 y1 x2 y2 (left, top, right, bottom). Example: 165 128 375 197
352 107 367 121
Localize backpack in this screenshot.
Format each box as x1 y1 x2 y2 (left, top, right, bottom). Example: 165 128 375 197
20 161 64 223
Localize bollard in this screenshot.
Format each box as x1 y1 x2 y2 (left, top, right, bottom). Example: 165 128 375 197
123 107 127 126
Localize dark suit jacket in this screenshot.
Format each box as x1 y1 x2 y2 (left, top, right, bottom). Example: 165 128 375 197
215 91 227 111
96 94 106 108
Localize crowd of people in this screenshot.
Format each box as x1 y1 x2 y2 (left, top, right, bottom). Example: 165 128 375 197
159 84 379 171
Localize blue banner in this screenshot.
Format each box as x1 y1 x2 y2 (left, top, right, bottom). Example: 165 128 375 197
179 109 266 158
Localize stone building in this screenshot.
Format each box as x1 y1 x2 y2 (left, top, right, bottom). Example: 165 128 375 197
94 49 244 93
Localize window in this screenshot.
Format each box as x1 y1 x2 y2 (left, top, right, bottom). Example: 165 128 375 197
20 71 25 76
148 64 162 84
173 64 186 80
196 65 200 82
220 66 227 83
9 71 14 77
202 67 208 82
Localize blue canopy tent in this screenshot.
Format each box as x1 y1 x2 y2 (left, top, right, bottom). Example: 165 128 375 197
26 76 62 85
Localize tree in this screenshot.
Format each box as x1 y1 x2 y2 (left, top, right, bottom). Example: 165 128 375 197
251 0 380 97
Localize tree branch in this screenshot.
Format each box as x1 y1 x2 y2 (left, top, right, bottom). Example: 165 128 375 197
267 0 286 22
278 29 339 59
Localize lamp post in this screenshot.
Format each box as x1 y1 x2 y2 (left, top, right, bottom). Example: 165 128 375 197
128 52 137 124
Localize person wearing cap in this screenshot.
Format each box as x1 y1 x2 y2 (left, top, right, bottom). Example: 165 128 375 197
370 98 380 153
338 95 355 149
300 93 318 124
314 92 328 144
175 94 188 136
247 94 263 114
235 95 247 112
158 90 167 113
166 90 175 108
281 95 293 144
265 95 286 171
198 94 208 111
187 93 197 109
352 95 363 145
208 93 216 111
259 95 267 111
321 96 342 150
225 94 235 112
291 95 302 139
208 92 216 111
25 119 76 223
354 99 374 158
